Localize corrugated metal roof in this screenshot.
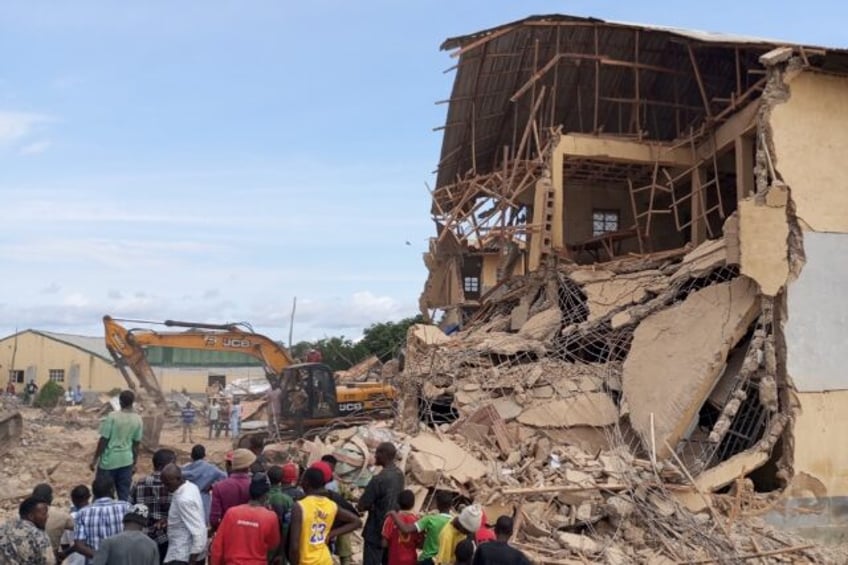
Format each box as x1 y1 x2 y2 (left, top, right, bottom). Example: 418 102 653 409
34 330 114 363
434 14 847 194
441 14 835 51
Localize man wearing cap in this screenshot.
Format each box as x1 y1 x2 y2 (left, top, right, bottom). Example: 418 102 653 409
91 504 159 565
435 505 481 565
210 474 281 565
209 448 256 531
279 462 304 501
358 442 404 565
309 461 358 565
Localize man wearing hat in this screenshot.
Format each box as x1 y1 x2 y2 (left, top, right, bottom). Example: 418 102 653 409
279 463 304 501
91 504 159 565
210 448 256 531
435 505 481 565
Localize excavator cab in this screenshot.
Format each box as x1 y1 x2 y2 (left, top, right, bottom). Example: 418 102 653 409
278 363 340 420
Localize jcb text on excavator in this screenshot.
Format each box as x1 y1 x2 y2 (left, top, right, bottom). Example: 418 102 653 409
102 315 397 447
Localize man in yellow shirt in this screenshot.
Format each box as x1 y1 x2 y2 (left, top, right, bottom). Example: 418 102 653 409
435 505 481 565
289 468 362 565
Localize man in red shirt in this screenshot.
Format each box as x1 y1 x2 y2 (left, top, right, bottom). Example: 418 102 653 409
210 473 281 564
382 490 421 565
210 448 256 530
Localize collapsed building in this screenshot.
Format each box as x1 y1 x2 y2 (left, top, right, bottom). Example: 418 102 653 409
407 13 848 557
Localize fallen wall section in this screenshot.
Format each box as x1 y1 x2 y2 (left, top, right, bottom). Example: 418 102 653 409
622 276 760 460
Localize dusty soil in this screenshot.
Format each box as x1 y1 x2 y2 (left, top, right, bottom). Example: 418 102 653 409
0 405 234 521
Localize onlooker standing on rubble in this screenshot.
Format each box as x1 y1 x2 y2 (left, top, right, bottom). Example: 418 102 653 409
435 505 481 565
0 496 54 565
209 448 256 530
91 390 143 502
129 448 176 562
91 504 159 565
471 516 530 565
389 490 454 565
25 379 38 405
207 400 220 439
5 380 15 397
181 401 196 443
160 464 207 565
279 462 304 501
230 399 242 438
181 444 227 524
266 466 295 565
73 475 132 562
382 490 421 565
358 442 405 565
73 384 84 406
31 483 73 556
210 473 281 564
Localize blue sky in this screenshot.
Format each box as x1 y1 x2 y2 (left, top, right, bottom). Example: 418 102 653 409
0 1 843 342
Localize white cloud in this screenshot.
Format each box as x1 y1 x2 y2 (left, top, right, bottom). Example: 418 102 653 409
40 282 62 295
0 111 49 144
19 140 51 155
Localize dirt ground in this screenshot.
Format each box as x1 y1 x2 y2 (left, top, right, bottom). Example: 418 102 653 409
0 405 235 521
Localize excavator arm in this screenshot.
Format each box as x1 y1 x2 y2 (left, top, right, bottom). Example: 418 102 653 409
103 316 295 406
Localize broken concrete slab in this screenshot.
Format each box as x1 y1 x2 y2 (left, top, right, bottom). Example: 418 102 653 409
473 333 547 356
558 532 601 554
676 448 771 512
581 270 665 321
517 307 562 342
491 397 523 421
622 277 760 460
739 197 790 296
669 238 727 282
408 432 488 486
517 392 618 428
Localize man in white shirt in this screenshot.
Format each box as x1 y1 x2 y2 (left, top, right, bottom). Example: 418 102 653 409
160 464 207 565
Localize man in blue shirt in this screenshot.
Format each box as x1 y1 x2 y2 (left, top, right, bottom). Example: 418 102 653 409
182 444 227 525
181 401 196 443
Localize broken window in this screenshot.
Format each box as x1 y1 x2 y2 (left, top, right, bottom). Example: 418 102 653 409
592 209 620 236
49 369 65 383
8 370 23 384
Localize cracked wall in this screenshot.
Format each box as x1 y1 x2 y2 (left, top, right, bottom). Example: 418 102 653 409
766 68 848 499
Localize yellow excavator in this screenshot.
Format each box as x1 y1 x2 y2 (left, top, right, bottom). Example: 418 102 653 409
102 316 396 448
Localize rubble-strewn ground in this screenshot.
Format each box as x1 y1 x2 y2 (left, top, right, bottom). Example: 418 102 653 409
1 399 846 564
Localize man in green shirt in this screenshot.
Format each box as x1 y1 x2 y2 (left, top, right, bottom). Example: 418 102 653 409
389 490 454 565
90 390 143 502
265 466 294 564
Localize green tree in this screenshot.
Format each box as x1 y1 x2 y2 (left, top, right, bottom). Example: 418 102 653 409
359 315 425 362
34 381 65 408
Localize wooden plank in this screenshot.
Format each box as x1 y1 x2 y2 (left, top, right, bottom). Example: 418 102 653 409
688 45 713 118
690 166 708 245
696 100 759 160
510 54 562 102
449 26 516 58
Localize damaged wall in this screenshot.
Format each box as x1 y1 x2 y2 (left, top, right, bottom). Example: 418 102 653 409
770 71 848 233
792 391 848 497
785 231 848 392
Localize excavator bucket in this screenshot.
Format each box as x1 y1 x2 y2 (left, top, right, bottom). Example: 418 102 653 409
0 408 23 456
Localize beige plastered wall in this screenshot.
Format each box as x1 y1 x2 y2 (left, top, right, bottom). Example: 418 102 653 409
0 332 124 391
0 332 261 394
562 181 639 254
770 70 848 497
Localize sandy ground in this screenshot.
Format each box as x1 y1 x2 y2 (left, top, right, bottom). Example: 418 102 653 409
0 405 235 521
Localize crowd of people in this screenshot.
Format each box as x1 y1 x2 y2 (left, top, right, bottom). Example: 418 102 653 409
0 389 532 565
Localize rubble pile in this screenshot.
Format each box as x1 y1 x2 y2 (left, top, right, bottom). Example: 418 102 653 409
385 237 843 562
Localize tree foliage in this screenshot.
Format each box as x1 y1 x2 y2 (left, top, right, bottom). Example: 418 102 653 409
290 315 424 371
34 381 65 408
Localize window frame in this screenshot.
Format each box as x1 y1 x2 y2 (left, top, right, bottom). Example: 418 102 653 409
48 369 65 383
592 209 620 237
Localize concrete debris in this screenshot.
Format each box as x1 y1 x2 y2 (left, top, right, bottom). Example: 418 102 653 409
335 354 382 382
517 307 562 342
517 393 618 428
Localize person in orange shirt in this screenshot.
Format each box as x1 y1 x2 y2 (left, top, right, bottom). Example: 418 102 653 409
210 474 281 565
288 468 361 565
